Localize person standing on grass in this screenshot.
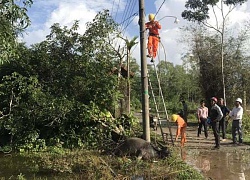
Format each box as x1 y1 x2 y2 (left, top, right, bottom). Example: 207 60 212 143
209 97 223 149
171 114 187 147
229 98 244 145
197 100 209 138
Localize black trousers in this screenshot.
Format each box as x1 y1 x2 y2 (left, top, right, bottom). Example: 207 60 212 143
219 118 226 139
211 121 220 147
197 118 208 138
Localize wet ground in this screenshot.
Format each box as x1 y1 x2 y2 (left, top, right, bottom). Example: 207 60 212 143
1 117 249 179
156 124 250 180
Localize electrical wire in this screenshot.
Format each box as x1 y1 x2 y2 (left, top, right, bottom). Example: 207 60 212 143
113 0 138 53
159 40 167 64
113 0 121 22
111 0 115 17
119 0 136 30
155 0 166 18
118 12 138 26
119 0 137 34
120 12 138 32
119 0 132 28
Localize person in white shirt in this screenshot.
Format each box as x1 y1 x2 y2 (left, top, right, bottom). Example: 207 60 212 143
229 98 244 145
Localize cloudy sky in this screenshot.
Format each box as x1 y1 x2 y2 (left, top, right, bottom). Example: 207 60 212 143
22 0 250 65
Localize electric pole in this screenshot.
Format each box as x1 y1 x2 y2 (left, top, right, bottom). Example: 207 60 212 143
139 0 150 142
126 48 130 114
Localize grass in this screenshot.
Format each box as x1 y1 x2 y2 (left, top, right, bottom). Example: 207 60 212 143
0 147 204 180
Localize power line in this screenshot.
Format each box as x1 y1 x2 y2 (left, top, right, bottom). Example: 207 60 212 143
123 0 137 30
119 0 137 33
118 0 131 31
110 0 116 17
114 0 138 53
120 12 138 33
118 12 138 26
155 0 166 18
113 0 121 22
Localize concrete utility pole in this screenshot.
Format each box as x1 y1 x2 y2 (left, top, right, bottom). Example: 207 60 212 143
139 0 150 142
126 49 130 114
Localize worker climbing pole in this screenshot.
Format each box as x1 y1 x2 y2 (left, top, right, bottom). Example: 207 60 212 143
145 14 161 62
144 1 178 145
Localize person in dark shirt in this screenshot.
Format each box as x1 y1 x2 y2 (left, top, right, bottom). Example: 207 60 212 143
217 98 230 141
181 100 188 123
209 97 223 149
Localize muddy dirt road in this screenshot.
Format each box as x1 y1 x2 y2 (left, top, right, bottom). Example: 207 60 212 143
154 124 250 180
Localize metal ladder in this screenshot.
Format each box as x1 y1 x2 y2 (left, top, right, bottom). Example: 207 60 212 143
147 61 174 145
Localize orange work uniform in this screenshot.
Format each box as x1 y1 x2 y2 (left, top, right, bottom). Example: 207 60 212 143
145 21 161 59
175 115 187 147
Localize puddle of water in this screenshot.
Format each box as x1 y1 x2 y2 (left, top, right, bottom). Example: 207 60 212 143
180 148 250 180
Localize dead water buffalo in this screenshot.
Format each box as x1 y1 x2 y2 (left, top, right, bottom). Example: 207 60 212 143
114 137 170 160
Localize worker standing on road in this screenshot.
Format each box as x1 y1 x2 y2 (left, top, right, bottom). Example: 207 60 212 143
171 114 187 147
145 14 161 62
209 97 223 149
229 98 244 145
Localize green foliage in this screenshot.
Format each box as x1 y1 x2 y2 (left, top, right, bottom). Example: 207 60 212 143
226 113 250 143
182 0 210 22
167 150 204 179
242 114 250 135
127 58 141 111
149 60 201 111
17 173 26 180
0 0 33 63
0 149 202 179
180 25 250 106
0 10 126 150
224 0 247 5
181 0 248 110
182 0 247 22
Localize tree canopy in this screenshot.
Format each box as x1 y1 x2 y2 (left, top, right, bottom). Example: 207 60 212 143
179 24 250 106
182 0 247 23
0 10 130 149
0 0 33 64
